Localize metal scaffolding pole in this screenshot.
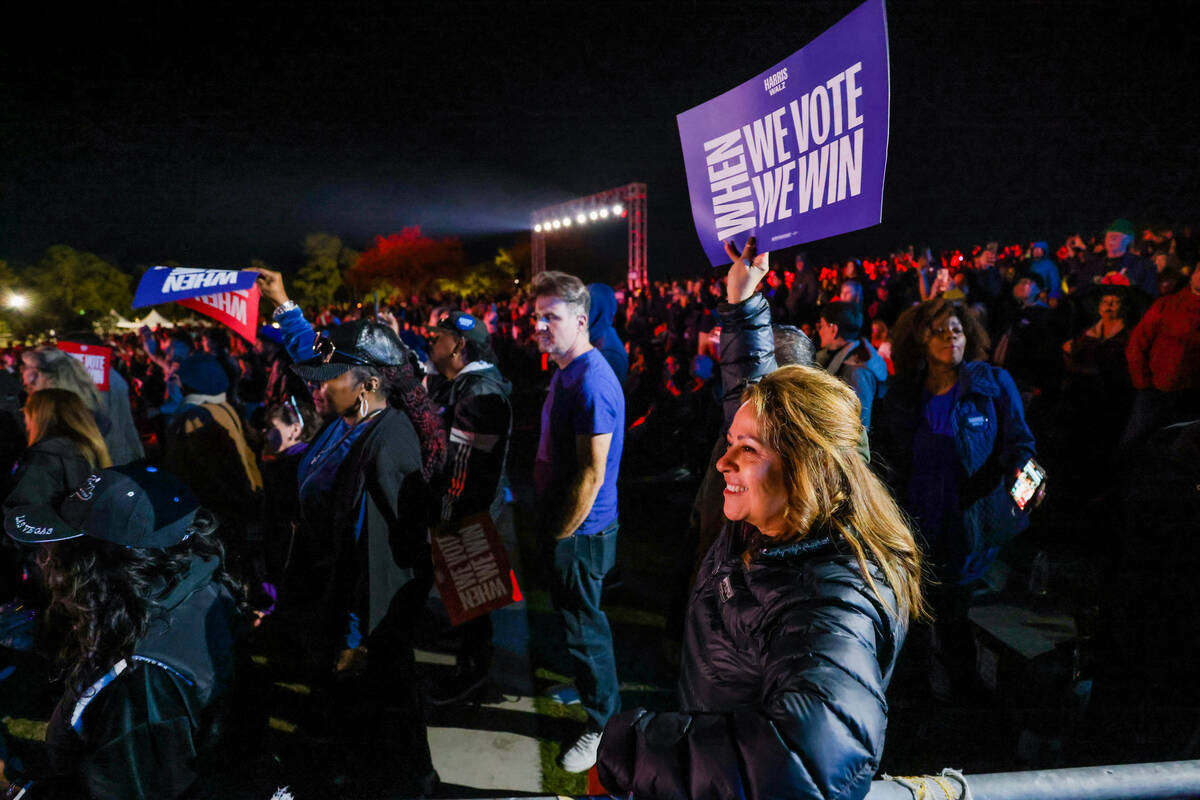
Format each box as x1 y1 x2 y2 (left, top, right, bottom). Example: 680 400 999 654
529 182 646 285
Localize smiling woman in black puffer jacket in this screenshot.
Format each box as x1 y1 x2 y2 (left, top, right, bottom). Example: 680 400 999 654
598 365 927 800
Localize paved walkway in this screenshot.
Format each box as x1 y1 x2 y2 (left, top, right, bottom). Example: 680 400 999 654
419 502 545 797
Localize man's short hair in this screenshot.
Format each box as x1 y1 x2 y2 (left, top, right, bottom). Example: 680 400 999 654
819 301 863 340
772 324 815 367
530 270 590 317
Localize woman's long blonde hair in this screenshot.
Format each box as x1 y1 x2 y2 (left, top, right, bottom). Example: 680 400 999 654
25 388 112 469
741 365 927 621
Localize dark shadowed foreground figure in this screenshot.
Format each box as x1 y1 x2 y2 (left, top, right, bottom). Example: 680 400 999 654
2 465 242 800
254 266 447 798
599 362 926 800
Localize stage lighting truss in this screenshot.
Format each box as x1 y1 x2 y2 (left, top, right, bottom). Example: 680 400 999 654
531 182 647 286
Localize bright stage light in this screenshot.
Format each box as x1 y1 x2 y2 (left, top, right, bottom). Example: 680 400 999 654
534 223 543 233
563 217 571 227
599 208 609 218
5 292 29 311
589 211 598 221
576 214 586 224
552 219 561 229
613 204 624 215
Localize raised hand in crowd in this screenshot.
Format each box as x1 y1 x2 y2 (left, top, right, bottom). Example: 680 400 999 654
723 236 768 304
248 266 291 309
375 308 402 338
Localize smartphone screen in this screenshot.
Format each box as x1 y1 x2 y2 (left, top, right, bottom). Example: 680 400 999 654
1010 458 1045 510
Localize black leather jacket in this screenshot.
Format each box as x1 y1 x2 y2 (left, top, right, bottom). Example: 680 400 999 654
600 522 905 800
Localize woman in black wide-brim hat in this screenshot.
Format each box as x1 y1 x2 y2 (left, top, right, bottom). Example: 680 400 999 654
251 267 447 798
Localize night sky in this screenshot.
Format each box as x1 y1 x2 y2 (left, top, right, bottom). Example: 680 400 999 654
3 0 1198 279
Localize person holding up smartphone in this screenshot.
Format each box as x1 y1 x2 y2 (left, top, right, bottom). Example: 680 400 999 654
872 296 1042 702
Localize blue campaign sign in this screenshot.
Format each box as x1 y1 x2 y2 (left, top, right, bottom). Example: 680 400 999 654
676 0 891 266
132 267 260 309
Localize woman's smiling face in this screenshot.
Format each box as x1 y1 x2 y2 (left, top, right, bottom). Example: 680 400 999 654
717 401 789 537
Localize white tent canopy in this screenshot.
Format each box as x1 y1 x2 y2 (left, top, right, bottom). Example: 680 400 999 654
116 309 176 329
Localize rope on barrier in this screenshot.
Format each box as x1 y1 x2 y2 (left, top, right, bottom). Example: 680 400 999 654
880 767 973 800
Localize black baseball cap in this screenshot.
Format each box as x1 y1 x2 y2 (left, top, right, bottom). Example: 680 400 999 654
435 311 489 345
4 464 200 548
291 319 414 383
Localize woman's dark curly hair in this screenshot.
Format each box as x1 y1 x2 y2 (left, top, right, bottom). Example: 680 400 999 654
37 510 245 691
350 360 447 482
889 297 991 376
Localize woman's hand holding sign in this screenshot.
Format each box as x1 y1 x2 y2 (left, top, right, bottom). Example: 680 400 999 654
247 266 290 309
724 236 769 304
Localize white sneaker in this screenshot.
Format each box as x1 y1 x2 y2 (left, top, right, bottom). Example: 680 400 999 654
557 729 602 773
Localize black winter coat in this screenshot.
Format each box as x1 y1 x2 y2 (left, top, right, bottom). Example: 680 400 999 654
325 406 431 639
43 554 238 799
600 522 906 800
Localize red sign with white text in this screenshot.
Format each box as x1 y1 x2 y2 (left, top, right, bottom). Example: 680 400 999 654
177 286 260 342
56 342 111 391
430 513 520 626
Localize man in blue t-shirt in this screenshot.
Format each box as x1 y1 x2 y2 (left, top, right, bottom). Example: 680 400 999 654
531 270 625 773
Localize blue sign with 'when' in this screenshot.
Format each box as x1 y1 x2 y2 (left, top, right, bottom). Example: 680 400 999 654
133 267 259 309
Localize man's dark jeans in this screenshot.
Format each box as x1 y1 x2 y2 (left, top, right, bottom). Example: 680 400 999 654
551 521 621 730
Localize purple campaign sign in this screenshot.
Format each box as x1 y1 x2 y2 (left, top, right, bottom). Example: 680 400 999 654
133 266 260 309
677 0 890 266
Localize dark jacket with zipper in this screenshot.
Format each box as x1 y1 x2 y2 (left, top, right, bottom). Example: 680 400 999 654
428 364 513 526
42 554 238 800
600 522 905 800
871 360 1036 582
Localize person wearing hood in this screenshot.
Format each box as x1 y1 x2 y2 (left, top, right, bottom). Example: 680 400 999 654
2 465 242 800
424 310 515 706
587 283 628 386
1028 241 1062 303
815 301 889 430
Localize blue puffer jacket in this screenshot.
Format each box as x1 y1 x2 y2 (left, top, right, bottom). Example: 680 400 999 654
872 360 1036 582
599 522 904 800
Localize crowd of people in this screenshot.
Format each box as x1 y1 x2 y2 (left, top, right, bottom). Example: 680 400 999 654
0 215 1197 799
